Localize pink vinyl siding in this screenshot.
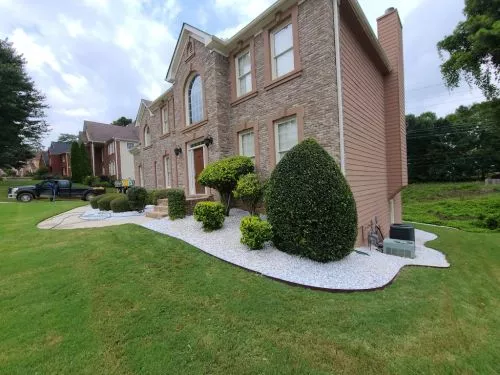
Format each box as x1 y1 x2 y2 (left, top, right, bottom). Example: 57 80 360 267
340 14 391 244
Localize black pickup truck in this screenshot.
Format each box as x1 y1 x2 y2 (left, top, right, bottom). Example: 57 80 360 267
7 180 105 202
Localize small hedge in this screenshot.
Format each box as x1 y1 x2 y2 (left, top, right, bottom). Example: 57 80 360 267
153 189 169 205
240 216 272 250
110 196 131 213
90 194 105 209
233 173 266 215
97 193 123 211
266 138 358 262
166 188 186 220
194 201 225 231
127 186 148 211
198 156 254 215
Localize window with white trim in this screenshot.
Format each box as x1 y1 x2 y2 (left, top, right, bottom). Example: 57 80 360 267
239 129 255 163
275 116 298 162
186 74 203 125
109 160 116 176
164 156 172 188
271 22 294 79
235 49 252 97
162 105 169 134
107 142 115 154
143 126 151 147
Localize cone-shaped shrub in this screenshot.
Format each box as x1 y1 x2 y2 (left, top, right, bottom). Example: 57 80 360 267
265 138 357 262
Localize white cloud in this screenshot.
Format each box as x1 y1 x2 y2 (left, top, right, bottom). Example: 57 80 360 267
10 28 61 73
56 108 93 117
61 73 88 92
358 0 425 32
58 14 85 38
48 86 73 105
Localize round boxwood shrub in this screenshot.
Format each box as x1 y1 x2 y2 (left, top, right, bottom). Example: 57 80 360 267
165 188 186 220
198 156 254 216
153 189 169 205
193 201 225 231
266 138 357 262
97 193 123 211
127 186 148 211
240 216 272 250
110 196 131 213
233 173 266 215
90 194 105 209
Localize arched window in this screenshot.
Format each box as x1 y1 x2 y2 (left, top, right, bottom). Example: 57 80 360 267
143 125 151 147
186 74 203 125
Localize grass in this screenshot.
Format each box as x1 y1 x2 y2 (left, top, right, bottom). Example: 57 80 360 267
0 202 499 374
403 181 500 232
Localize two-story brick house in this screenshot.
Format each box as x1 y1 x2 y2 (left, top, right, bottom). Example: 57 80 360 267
133 0 407 244
48 142 72 177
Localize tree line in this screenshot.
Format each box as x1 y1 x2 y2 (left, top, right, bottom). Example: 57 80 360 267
406 99 500 182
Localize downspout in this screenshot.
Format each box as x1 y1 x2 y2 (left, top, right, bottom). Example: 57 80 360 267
115 140 119 179
333 0 346 174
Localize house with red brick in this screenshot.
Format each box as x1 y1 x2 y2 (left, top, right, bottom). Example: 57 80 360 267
80 121 139 180
132 0 407 245
47 142 72 177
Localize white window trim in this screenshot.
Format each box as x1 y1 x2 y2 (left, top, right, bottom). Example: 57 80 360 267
187 142 208 196
274 116 298 163
235 49 252 97
238 129 255 162
270 22 294 79
164 156 172 188
162 105 169 134
185 74 204 126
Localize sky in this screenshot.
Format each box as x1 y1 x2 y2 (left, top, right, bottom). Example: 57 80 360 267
0 0 484 147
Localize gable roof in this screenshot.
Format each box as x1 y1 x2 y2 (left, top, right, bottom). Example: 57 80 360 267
48 142 71 155
83 120 139 143
134 99 154 128
165 0 391 83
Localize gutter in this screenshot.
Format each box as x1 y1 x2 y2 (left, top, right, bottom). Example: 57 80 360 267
333 0 345 174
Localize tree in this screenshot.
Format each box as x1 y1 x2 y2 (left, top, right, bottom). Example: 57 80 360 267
198 156 254 215
437 0 500 99
58 133 79 143
80 142 92 178
0 38 48 169
112 116 133 126
70 142 83 182
265 138 357 262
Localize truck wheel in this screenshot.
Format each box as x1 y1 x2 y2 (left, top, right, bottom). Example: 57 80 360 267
85 192 95 201
17 193 34 202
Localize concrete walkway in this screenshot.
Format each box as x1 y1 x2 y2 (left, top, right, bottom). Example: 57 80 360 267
37 205 153 229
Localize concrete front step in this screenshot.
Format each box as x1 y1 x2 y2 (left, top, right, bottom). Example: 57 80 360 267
157 198 169 206
153 206 169 213
146 211 168 219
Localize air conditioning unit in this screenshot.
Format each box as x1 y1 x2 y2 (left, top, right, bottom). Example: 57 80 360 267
383 238 416 259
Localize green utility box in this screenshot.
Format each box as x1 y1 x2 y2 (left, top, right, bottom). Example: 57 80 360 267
383 238 416 259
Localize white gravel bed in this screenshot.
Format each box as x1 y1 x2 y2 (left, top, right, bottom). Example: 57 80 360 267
80 205 154 220
141 209 450 291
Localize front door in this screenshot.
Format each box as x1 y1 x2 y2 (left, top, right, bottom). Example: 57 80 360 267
188 143 206 195
193 147 205 194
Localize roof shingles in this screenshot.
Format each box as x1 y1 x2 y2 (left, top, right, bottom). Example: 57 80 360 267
83 121 139 143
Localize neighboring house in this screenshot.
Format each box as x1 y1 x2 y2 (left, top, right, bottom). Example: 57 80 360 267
80 121 139 180
48 142 72 177
132 0 407 245
39 151 49 169
17 151 42 176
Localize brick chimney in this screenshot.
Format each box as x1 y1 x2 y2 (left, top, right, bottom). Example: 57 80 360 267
377 8 407 199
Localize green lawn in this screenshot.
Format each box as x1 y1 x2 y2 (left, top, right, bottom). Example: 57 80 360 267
0 202 499 374
403 181 500 232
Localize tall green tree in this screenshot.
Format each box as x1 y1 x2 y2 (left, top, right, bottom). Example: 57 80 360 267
112 116 133 126
80 143 92 178
437 0 500 99
58 133 79 143
70 142 81 182
0 38 48 168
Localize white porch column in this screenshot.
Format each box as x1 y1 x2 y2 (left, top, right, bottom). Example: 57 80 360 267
91 142 96 175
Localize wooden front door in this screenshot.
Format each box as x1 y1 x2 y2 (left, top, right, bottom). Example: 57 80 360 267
193 147 205 194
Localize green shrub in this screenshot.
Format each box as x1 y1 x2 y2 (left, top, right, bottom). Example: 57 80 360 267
233 173 266 215
166 189 186 220
240 216 272 250
110 196 130 213
266 138 358 262
89 194 104 209
127 186 148 211
97 193 123 211
484 215 499 230
198 156 254 216
83 175 100 186
193 202 225 231
146 190 156 205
